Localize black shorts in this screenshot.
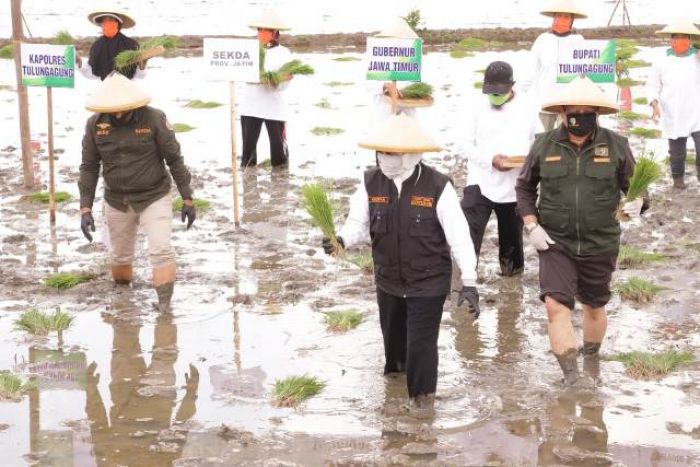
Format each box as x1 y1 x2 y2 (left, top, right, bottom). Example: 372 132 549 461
538 243 617 310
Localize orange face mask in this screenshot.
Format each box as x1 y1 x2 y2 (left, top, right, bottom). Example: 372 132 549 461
101 18 119 39
671 37 691 56
258 29 276 46
552 16 573 35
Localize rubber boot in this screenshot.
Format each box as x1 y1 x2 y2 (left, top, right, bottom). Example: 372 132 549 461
111 264 133 285
555 348 580 386
672 175 686 190
153 262 176 313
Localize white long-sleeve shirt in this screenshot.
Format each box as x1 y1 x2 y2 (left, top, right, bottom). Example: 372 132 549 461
77 59 146 80
338 164 478 287
463 93 538 203
647 48 700 139
238 45 292 121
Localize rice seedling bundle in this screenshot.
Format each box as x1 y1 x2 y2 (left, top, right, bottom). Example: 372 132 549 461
301 183 343 256
273 374 325 406
260 48 314 87
0 373 35 400
625 156 662 201
400 82 433 99
114 36 178 71
609 350 693 379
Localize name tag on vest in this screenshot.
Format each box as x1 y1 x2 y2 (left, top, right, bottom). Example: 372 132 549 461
410 196 434 208
593 157 611 163
545 155 561 162
368 196 390 204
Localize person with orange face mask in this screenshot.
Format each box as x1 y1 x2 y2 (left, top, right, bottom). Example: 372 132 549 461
647 20 700 189
238 9 294 168
77 8 142 81
524 0 587 132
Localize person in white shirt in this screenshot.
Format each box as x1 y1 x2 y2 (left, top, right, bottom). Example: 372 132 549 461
238 9 293 168
647 20 700 189
463 61 538 277
526 0 587 131
322 114 479 410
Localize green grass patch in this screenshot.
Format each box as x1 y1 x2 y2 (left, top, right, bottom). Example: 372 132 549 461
619 110 647 121
348 253 373 273
54 30 75 45
0 373 35 400
24 191 73 203
616 277 665 303
617 245 665 268
473 81 483 89
310 127 344 136
14 309 74 336
172 123 196 133
449 49 473 59
0 44 13 59
184 99 223 109
273 374 326 406
617 78 644 88
323 81 354 87
324 310 363 333
44 272 93 289
456 37 487 51
629 127 662 139
332 56 361 62
625 59 651 69
633 97 648 105
609 350 694 380
400 82 433 99
172 197 211 212
314 98 332 109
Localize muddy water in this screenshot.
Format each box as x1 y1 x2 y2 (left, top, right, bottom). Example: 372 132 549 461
2 48 700 466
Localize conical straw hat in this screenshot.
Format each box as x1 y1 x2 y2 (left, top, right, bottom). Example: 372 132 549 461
359 113 441 153
540 0 587 19
248 9 290 31
88 7 136 29
375 18 419 39
541 76 618 115
655 20 700 36
85 73 151 113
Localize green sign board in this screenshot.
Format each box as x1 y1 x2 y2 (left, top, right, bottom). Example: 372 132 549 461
557 39 616 84
21 43 75 88
366 37 422 82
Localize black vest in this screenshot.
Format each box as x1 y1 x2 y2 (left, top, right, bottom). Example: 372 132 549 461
365 163 452 298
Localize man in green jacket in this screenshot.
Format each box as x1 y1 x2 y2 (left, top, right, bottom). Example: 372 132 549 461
516 76 646 386
79 73 196 311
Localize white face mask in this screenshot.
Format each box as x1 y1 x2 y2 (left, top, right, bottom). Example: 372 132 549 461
377 152 422 179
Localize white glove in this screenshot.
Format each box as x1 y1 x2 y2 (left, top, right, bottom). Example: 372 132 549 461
621 198 643 220
526 224 555 251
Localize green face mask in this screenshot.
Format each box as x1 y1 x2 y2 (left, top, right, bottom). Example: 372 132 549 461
488 93 510 107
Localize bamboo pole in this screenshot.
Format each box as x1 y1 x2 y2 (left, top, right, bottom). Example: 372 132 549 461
11 0 34 189
230 82 241 226
47 87 56 223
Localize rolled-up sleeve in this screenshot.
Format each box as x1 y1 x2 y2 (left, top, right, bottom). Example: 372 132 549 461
515 145 541 218
337 180 370 248
436 183 477 286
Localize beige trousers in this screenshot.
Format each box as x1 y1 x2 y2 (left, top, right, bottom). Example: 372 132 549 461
105 194 175 267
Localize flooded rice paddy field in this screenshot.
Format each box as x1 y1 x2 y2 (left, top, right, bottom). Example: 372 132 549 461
1 47 700 466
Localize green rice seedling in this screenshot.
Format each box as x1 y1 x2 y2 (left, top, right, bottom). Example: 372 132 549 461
616 277 665 303
617 78 644 88
310 127 344 136
629 127 662 139
44 272 93 289
348 253 374 273
473 81 484 89
400 82 433 99
402 8 423 32
619 111 647 121
49 310 74 333
624 154 663 201
456 37 487 51
273 374 326 406
114 36 178 71
314 98 332 109
633 97 648 105
25 191 73 203
172 123 196 133
324 310 363 333
617 245 665 268
449 50 472 59
301 183 343 256
261 59 315 87
14 309 74 336
54 30 75 45
184 99 223 109
0 373 35 400
332 56 361 62
609 350 694 380
625 59 651 68
323 81 354 87
0 44 13 59
172 197 211 212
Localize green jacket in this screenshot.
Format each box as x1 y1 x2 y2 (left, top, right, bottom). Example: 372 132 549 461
79 106 193 213
516 126 636 257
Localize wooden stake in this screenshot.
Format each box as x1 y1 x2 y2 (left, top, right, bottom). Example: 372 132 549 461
230 82 241 226
11 0 34 189
47 87 56 223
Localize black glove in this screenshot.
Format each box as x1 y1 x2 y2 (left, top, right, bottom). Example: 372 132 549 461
322 236 345 255
81 211 95 242
181 200 196 229
457 286 480 319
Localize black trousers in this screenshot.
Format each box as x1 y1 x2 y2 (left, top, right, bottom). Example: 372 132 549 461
240 115 289 168
376 287 446 398
463 191 524 276
668 131 700 176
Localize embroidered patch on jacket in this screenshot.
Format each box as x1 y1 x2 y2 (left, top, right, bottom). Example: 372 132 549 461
134 128 152 135
96 122 111 136
593 157 611 163
410 196 434 208
368 196 390 204
594 146 609 157
545 155 561 162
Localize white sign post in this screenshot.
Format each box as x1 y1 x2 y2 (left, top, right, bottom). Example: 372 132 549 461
203 38 260 226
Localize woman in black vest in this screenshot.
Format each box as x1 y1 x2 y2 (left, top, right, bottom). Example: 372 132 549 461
323 114 480 411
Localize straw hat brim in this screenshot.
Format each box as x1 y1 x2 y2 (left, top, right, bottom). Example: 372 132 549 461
88 10 136 29
247 10 291 31
85 73 151 113
540 0 587 19
540 10 587 19
541 76 618 115
358 114 442 153
654 22 700 36
358 142 441 153
375 18 419 39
